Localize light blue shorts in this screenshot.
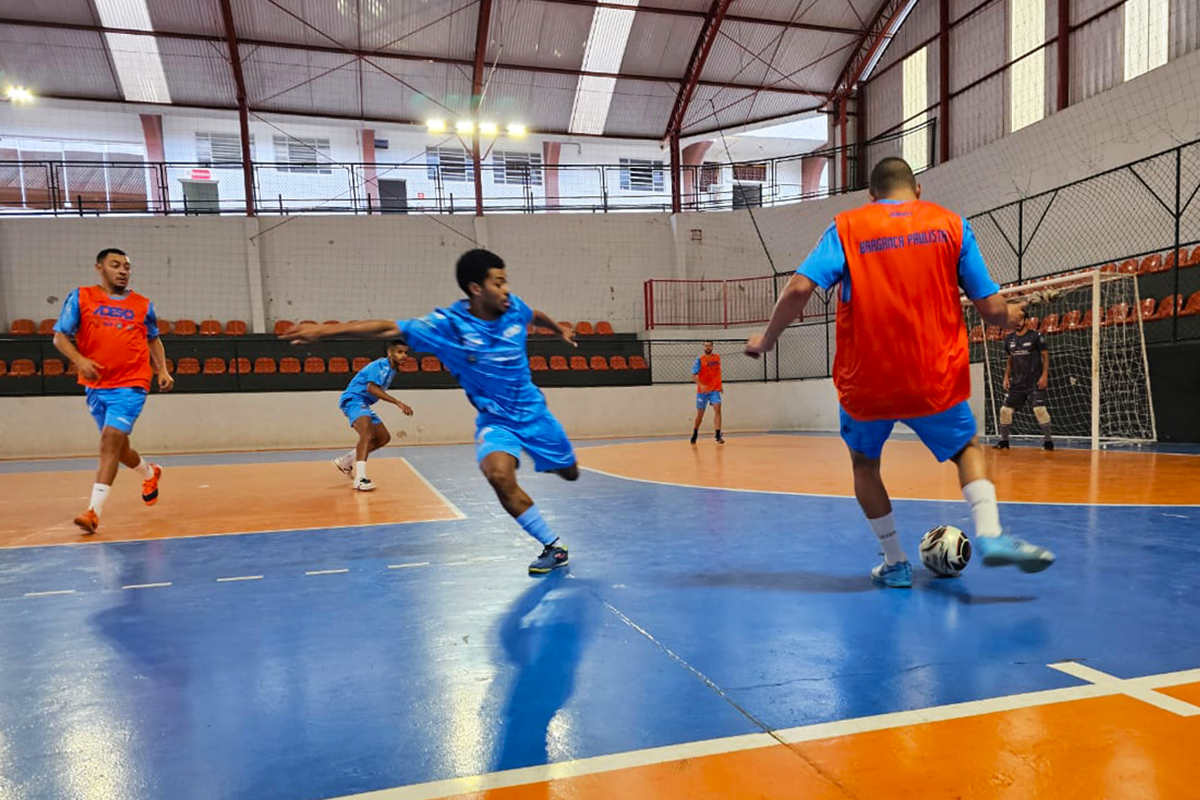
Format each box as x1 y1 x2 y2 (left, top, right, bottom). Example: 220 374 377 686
839 400 977 463
475 411 576 473
339 395 382 427
696 391 722 410
85 387 147 434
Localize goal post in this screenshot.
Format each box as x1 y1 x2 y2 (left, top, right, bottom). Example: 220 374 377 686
964 269 1157 449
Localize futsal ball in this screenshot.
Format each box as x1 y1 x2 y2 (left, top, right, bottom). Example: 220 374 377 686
919 525 972 577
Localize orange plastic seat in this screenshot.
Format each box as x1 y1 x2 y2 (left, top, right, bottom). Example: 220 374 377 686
303 357 325 373
225 320 248 336
1103 303 1129 326
9 319 35 335
42 358 65 376
549 355 568 371
177 358 200 375
421 356 442 372
589 355 609 370
1180 291 1200 317
629 355 648 370
328 357 350 374
610 355 629 370
575 321 594 335
1038 313 1059 335
0 360 6 376
253 358 277 374
273 320 295 335
202 358 225 375
322 320 340 326
352 357 371 372
1118 259 1139 274
529 355 549 371
595 321 615 335
401 357 418 373
1136 297 1156 321
10 358 36 376
157 319 172 335
299 320 318 327
279 357 301 374
968 325 984 343
570 355 588 370
37 319 56 335
199 320 222 336
173 319 198 336
1140 254 1164 274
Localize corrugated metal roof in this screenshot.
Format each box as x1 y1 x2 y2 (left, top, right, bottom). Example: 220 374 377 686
360 0 478 60
231 0 362 51
0 0 97 26
361 57 471 122
702 21 857 89
488 0 593 70
0 25 122 99
732 0 869 31
242 45 361 117
603 77 677 137
478 68 580 131
145 0 225 36
680 84 820 134
157 36 238 106
619 10 704 77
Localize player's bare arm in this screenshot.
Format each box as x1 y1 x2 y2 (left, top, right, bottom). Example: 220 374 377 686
974 294 1026 330
367 382 413 415
531 309 576 348
52 330 102 381
283 320 403 343
148 336 174 392
745 273 818 357
1039 349 1050 390
1004 355 1012 391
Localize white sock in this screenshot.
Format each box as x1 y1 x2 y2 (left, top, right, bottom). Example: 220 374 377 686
89 483 111 515
355 461 368 482
963 479 1003 538
128 457 154 479
341 450 355 467
868 513 907 564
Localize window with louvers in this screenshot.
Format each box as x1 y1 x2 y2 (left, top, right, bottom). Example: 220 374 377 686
619 158 664 191
731 163 767 182
273 136 331 174
196 133 250 168
426 147 474 182
493 151 543 186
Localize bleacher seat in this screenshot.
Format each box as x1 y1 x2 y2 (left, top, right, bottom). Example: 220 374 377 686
1187 246 1200 267
529 355 549 371
231 357 251 374
37 319 56 335
1039 313 1060 335
557 321 572 332
173 319 198 336
986 325 1002 341
1099 263 1118 273
9 319 35 335
968 324 984 343
352 357 371 372
303 357 325 374
203 358 226 375
569 355 588 370
1026 316 1039 331
1118 259 1139 274
279 357 301 374
273 320 295 335
1181 291 1200 317
322 320 340 325
1151 295 1182 319
589 356 609 370
253 358 277 374
420 356 442 372
42 358 65 376
550 355 568 371
575 322 594 335
1140 254 1164 274
401 357 418 372
595 321 614 335
199 320 222 336
299 320 318 327
1103 303 1130 326
629 355 648 370
177 358 200 375
328 357 350 374
225 320 247 336
0 361 5 376
157 319 172 335
10 358 36 376
1058 310 1081 331
610 355 629 370
1136 297 1156 321
1072 309 1094 330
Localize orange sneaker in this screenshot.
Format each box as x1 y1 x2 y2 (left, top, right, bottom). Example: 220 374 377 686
142 464 162 505
73 508 99 534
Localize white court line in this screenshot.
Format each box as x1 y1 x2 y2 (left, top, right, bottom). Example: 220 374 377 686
121 582 172 590
1049 661 1200 716
305 569 350 576
24 590 76 598
216 575 264 582
581 465 1200 508
324 664 1200 800
388 562 431 569
400 457 467 520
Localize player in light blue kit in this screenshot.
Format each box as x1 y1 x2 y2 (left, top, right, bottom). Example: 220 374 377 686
284 249 579 574
332 340 414 491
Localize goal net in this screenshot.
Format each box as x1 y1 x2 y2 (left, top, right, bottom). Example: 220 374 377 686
963 270 1156 447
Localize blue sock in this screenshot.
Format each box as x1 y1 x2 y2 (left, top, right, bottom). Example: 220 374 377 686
516 505 557 547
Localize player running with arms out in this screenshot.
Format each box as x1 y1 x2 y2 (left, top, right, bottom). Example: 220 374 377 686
745 158 1055 588
996 308 1053 451
332 341 415 491
690 340 724 444
52 248 173 534
284 249 580 575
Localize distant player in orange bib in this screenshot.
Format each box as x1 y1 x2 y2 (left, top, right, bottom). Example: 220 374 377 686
690 340 724 444
52 248 173 534
745 158 1055 587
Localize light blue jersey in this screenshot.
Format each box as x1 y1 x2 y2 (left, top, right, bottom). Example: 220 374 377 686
340 357 396 406
397 294 545 424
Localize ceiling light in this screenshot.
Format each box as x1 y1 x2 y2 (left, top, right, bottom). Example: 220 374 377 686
455 120 474 135
506 123 527 137
479 121 498 136
5 86 34 103
426 118 447 133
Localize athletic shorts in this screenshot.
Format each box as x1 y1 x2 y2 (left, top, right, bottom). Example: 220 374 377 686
839 400 977 463
339 394 382 427
85 387 147 435
475 410 576 473
696 391 722 410
1003 388 1048 411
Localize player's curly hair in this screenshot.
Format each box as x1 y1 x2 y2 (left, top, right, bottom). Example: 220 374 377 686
96 247 127 263
456 248 505 294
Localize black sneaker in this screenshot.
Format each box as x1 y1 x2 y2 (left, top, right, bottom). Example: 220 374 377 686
529 544 568 574
994 441 1010 450
1043 440 1055 451
715 434 725 444
689 432 698 444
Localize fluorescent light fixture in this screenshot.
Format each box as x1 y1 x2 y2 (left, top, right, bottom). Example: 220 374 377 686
506 123 527 137
479 121 498 136
5 86 34 103
455 120 474 134
426 118 447 133
858 0 921 85
568 0 639 135
93 0 172 104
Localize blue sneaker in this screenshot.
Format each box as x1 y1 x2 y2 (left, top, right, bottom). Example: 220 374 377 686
529 543 568 574
976 534 1055 573
871 559 913 588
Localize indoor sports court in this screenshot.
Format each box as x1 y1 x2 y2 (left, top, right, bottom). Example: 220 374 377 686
2 1 1199 799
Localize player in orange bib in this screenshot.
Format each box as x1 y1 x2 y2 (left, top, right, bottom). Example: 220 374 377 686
746 159 1055 587
52 248 174 534
690 340 724 444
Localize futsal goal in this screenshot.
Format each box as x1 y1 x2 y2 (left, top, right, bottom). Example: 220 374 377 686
963 270 1156 448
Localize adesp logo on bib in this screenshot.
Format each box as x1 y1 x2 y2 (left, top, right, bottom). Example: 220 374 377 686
93 305 136 320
